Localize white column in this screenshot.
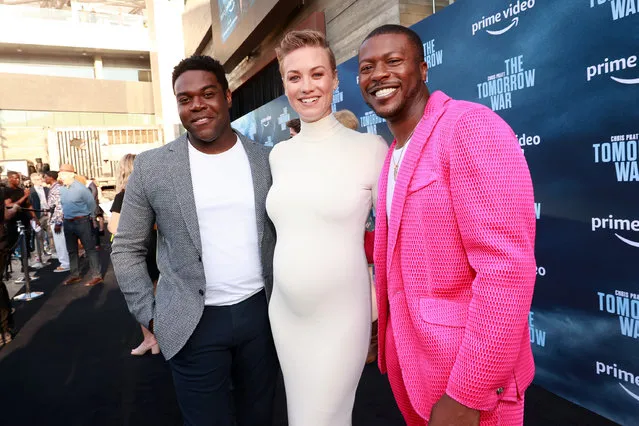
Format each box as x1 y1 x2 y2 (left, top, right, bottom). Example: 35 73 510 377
146 0 185 143
47 130 60 170
94 55 104 79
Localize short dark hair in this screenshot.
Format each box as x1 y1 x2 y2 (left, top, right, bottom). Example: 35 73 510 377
361 24 424 63
172 55 229 92
286 118 301 133
7 171 19 178
45 170 59 180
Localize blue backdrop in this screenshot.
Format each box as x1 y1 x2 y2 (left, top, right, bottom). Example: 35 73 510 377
232 1 639 423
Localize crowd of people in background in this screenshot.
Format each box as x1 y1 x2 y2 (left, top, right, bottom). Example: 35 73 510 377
0 164 107 347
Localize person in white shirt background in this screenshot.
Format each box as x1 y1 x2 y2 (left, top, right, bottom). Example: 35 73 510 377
29 173 52 269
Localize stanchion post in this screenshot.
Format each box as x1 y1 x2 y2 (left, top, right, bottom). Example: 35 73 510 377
13 222 44 302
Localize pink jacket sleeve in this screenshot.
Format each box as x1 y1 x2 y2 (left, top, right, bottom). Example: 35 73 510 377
445 106 536 410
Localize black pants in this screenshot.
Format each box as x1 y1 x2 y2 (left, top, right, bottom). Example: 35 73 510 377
63 217 100 279
0 245 13 337
168 290 278 426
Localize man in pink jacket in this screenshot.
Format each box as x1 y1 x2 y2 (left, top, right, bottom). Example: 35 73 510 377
358 25 537 426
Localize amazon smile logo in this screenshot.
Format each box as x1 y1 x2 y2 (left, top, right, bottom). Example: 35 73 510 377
591 216 639 248
596 362 639 402
587 55 639 84
471 0 535 36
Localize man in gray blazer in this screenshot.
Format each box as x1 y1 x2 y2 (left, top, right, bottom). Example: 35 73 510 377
111 55 277 426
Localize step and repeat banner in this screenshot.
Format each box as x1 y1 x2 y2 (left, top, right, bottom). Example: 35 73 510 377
232 1 638 424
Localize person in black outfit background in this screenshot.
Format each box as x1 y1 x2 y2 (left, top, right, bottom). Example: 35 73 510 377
109 153 160 355
0 186 22 346
4 172 37 252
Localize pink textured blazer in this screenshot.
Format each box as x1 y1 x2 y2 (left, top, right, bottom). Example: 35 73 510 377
374 91 536 422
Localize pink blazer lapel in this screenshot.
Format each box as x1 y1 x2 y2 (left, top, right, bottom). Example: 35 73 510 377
375 139 394 280
387 93 452 268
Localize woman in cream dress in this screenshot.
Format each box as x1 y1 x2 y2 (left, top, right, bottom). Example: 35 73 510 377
266 30 387 426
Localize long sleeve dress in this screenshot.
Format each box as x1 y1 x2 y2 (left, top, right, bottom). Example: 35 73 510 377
266 113 388 426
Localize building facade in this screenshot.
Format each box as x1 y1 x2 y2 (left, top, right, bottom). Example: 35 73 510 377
182 0 455 119
0 0 183 186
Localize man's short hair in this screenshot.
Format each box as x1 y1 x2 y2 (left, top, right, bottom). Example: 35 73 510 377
286 118 301 134
334 110 359 130
45 171 58 180
7 171 19 178
172 55 229 92
361 24 424 63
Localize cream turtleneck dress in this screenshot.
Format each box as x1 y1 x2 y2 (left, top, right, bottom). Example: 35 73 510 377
266 113 388 426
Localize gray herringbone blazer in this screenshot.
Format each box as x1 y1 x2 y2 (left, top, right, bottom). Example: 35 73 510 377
111 131 275 360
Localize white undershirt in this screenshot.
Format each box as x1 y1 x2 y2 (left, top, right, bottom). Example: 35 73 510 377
35 186 49 209
188 136 264 306
386 139 411 219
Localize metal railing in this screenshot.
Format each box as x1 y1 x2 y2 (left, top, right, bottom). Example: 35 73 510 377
0 5 146 28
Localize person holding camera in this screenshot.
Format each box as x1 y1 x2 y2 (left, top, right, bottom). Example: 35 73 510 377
4 172 38 263
0 185 22 346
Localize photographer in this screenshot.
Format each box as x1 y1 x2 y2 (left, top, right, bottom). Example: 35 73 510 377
0 185 22 346
3 172 37 261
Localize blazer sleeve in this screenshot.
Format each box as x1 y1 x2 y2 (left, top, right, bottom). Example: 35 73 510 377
29 192 40 214
445 106 536 411
110 155 156 329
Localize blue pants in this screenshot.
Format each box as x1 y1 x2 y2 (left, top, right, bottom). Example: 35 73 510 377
168 290 278 426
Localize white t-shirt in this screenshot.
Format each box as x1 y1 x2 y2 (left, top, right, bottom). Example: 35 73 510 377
35 186 49 210
188 136 264 306
386 139 411 219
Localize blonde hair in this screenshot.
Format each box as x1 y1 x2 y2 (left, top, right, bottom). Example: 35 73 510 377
334 110 359 130
75 175 87 185
116 153 136 193
276 30 337 75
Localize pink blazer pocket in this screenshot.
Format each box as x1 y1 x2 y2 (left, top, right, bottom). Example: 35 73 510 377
419 297 468 327
408 170 437 195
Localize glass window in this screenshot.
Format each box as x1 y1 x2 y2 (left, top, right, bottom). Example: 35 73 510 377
102 67 151 82
53 112 82 127
78 112 105 126
1 110 156 128
103 113 155 126
26 111 55 127
0 62 94 79
102 67 140 82
0 110 28 126
128 113 156 126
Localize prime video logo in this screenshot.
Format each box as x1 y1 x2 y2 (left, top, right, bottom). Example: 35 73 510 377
471 0 535 36
591 215 639 247
595 362 639 402
586 55 639 84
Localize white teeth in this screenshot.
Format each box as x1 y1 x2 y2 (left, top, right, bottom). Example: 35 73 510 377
374 87 397 97
301 97 319 104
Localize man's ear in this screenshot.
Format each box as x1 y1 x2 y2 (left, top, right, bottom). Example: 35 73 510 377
226 89 232 108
